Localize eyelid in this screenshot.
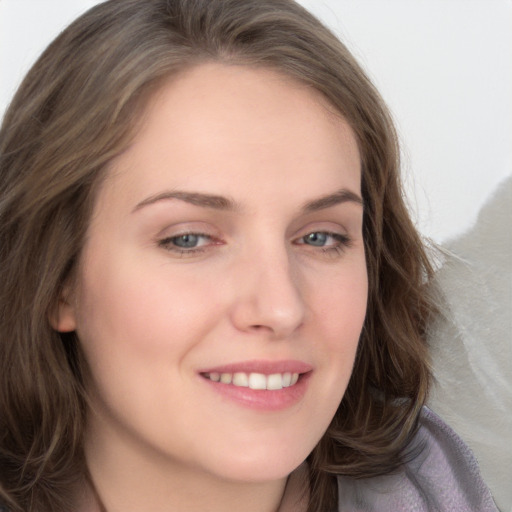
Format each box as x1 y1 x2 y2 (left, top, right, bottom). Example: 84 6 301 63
291 219 351 240
158 231 218 244
292 226 354 259
294 230 351 246
155 219 218 237
155 220 225 256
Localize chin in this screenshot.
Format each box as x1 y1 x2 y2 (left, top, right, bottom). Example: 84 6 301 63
200 439 313 484
216 459 303 484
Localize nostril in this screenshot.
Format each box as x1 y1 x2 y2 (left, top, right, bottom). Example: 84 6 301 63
248 324 279 334
250 324 269 332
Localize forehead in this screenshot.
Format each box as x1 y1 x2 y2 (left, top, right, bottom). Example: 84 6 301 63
100 62 361 211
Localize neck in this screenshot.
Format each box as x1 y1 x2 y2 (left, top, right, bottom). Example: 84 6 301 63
85 464 289 512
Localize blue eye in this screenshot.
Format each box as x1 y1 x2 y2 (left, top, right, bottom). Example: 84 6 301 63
171 234 203 248
302 232 348 247
303 232 330 246
298 231 352 255
159 233 213 254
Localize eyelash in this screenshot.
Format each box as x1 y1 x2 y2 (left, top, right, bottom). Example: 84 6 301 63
158 232 217 256
158 231 352 257
296 232 353 256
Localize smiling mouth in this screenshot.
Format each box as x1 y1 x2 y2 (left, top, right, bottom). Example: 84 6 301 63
202 371 300 390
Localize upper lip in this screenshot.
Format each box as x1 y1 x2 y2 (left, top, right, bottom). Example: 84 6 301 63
198 359 313 375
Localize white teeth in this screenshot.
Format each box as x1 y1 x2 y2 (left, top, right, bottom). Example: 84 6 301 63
220 373 232 384
267 373 283 390
248 372 267 390
232 372 249 387
206 371 300 389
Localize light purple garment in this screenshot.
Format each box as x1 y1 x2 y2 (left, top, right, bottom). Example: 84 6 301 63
336 407 499 511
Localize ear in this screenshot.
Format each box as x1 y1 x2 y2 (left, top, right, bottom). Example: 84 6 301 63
49 283 77 332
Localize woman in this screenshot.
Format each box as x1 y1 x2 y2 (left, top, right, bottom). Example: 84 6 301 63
0 1 498 511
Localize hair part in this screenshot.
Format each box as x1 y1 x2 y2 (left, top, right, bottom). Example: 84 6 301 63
0 1 435 511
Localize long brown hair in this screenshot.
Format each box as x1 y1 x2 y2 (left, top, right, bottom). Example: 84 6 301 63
0 1 435 510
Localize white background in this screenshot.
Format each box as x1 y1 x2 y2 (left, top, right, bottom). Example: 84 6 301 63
1 0 511 243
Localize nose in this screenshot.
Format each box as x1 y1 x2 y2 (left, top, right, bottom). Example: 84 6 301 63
229 246 306 339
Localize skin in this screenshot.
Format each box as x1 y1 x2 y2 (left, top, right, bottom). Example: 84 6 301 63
55 62 368 512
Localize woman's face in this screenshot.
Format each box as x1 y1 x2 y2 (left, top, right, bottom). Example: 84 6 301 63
56 63 367 483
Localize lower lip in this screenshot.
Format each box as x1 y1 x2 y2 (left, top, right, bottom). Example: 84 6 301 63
200 372 311 411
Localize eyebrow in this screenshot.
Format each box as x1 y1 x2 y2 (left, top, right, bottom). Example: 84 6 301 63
132 187 363 214
132 191 240 213
302 188 363 212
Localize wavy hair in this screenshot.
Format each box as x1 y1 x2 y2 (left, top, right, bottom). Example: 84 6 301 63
0 1 435 510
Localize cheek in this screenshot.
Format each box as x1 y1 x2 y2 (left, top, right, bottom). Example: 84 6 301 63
309 257 367 380
72 253 232 442
314 260 367 340
74 252 227 373
292 259 367 453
